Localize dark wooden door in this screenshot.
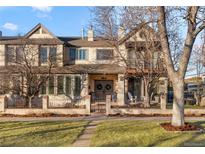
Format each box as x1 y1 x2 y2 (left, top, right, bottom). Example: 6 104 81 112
94 80 113 101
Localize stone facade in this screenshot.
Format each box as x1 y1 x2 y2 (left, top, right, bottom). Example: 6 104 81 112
0 23 167 115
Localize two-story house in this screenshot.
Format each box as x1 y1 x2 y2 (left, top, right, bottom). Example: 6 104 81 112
0 23 166 113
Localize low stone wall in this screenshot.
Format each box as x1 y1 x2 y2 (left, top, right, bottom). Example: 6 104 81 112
0 95 91 115
3 108 89 115
106 95 205 116
108 108 205 116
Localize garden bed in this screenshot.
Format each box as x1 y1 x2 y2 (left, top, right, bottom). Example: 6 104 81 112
160 122 200 131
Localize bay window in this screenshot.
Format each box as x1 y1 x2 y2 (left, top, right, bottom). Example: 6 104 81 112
74 76 81 97
57 76 64 95
65 76 71 96
48 76 54 94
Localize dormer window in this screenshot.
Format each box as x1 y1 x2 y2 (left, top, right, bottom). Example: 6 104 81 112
69 48 88 60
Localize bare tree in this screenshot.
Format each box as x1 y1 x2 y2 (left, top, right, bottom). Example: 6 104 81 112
186 32 205 105
91 6 166 107
157 6 205 126
3 38 57 108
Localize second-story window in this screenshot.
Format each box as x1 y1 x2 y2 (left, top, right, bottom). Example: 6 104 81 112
96 49 113 60
7 45 23 64
69 48 76 60
77 49 87 60
40 46 57 65
69 48 88 60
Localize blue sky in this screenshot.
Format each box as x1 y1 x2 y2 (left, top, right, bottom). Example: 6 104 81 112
0 6 91 36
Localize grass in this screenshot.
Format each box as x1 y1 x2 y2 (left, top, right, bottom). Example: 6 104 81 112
91 120 205 147
0 121 88 147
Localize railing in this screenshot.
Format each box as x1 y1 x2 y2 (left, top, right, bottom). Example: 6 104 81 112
90 92 117 102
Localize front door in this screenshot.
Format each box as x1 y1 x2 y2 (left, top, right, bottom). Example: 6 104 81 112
94 80 113 101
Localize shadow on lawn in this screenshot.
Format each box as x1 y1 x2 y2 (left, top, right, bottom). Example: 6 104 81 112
0 121 85 132
0 124 87 146
178 121 205 147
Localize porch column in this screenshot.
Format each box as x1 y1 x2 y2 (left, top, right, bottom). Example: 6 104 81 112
117 74 125 106
81 74 89 96
141 78 145 99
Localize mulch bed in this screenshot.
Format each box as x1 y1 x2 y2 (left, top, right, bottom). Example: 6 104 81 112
160 122 200 131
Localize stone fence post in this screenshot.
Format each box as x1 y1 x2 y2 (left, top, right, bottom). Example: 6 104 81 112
42 95 48 110
85 95 91 115
106 95 111 115
0 95 5 112
160 93 167 110
159 77 168 110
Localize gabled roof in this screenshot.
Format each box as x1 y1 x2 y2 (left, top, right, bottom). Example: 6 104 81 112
24 23 63 43
58 37 113 47
119 22 157 44
0 23 64 45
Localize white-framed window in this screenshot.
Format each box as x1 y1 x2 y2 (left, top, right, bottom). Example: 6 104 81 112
39 46 57 65
56 75 82 97
48 76 54 95
69 48 88 60
40 75 82 97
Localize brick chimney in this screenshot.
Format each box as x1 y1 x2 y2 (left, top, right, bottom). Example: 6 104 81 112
87 25 94 41
118 25 125 40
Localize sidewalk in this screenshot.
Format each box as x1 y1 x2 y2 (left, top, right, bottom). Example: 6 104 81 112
72 120 100 147
0 115 204 122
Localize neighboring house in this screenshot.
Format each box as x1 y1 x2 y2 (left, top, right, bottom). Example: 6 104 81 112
0 23 167 113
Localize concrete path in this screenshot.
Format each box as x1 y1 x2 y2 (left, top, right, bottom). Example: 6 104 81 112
72 120 100 147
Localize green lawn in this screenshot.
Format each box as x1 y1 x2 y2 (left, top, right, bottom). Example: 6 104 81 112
0 121 88 147
91 120 205 147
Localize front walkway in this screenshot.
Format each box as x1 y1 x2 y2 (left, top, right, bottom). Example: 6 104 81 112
72 120 100 147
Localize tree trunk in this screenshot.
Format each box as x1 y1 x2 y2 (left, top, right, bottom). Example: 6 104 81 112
144 81 150 108
144 94 150 107
28 97 32 108
171 81 185 126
